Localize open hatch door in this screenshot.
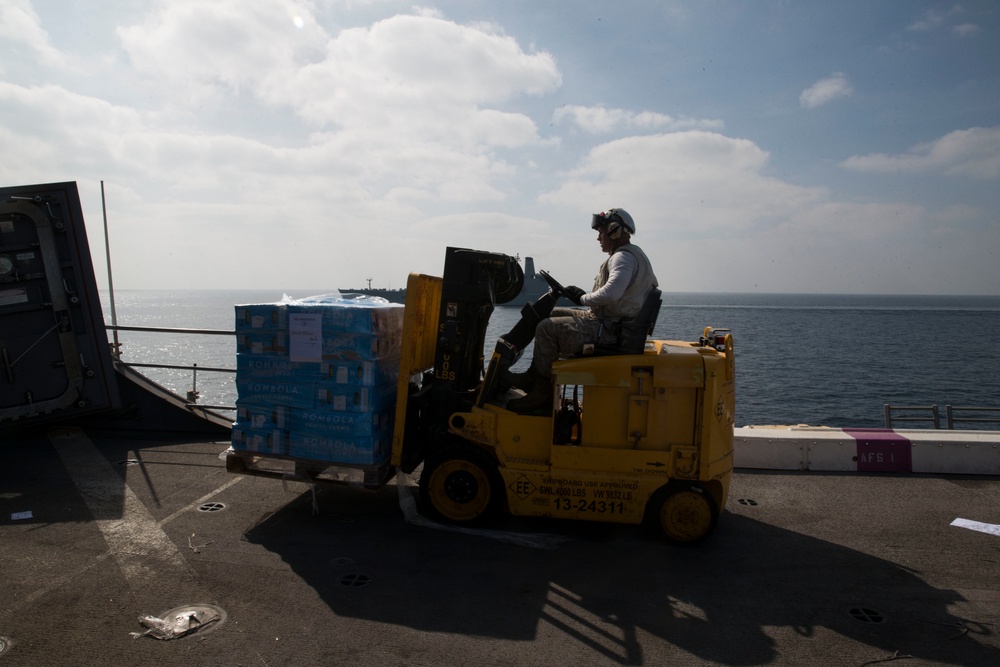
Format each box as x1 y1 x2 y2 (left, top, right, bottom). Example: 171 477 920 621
0 182 119 428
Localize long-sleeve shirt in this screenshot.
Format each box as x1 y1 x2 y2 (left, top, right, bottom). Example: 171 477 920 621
579 251 637 307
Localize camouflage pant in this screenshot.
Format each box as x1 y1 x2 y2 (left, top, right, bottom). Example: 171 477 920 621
530 307 619 377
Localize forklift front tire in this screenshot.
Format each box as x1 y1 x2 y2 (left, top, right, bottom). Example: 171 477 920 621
651 482 719 545
419 446 501 525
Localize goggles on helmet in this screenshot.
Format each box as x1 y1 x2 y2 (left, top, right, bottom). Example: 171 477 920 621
591 211 619 230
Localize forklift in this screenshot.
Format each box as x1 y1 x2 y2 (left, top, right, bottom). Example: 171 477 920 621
391 247 734 544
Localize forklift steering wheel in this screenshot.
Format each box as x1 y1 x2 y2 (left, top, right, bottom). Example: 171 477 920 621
538 270 567 297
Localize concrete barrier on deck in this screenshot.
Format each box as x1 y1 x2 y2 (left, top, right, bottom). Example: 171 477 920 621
734 426 1000 475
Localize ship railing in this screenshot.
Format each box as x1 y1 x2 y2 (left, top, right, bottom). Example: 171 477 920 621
883 404 1000 430
106 324 237 411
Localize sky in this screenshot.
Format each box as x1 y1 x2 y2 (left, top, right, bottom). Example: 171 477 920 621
1 1 998 295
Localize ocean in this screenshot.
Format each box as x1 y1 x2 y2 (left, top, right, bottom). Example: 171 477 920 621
99 290 1000 430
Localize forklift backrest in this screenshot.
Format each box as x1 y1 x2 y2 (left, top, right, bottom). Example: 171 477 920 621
595 287 663 355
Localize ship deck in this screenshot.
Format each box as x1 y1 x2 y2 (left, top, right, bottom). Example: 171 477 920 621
1 426 998 666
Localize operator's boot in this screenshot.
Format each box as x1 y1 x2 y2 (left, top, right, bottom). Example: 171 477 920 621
507 375 553 414
501 367 537 391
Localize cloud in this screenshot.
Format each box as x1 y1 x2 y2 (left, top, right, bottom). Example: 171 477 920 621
119 5 560 134
907 6 981 37
540 131 827 235
840 126 1000 179
799 73 853 109
552 105 723 134
117 3 560 188
907 9 948 32
2 4 994 294
0 5 568 290
952 23 981 37
110 6 564 205
277 15 561 134
0 82 144 175
531 129 988 294
117 0 329 99
0 0 69 69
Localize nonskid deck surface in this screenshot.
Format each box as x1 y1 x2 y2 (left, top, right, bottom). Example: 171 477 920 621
1 427 998 666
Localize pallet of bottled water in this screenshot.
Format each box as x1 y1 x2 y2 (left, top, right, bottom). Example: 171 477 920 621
231 293 403 466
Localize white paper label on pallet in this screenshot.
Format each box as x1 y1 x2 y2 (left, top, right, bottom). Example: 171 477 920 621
289 313 322 362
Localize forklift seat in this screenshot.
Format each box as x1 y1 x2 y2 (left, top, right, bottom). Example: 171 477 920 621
592 287 663 356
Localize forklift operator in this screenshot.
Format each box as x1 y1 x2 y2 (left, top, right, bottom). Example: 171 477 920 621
506 208 659 413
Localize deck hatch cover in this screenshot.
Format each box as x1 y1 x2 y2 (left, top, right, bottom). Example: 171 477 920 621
848 607 886 624
0 183 118 427
197 502 227 512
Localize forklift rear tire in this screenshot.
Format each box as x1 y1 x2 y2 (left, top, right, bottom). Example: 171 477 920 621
652 483 719 545
419 445 502 525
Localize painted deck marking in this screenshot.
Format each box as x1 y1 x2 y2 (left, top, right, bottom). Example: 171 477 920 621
49 428 195 587
951 518 1000 537
157 474 243 527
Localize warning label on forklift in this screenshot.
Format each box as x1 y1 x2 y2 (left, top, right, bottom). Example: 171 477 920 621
508 474 640 515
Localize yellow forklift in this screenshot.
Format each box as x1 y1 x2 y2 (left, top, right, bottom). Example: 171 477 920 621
391 248 734 544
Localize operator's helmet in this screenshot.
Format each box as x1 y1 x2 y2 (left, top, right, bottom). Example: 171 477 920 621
591 208 635 239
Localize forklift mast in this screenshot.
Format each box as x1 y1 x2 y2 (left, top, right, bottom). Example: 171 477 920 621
392 248 524 473
429 247 523 415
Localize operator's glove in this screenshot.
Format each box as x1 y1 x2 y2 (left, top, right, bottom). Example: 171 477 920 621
564 285 586 305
